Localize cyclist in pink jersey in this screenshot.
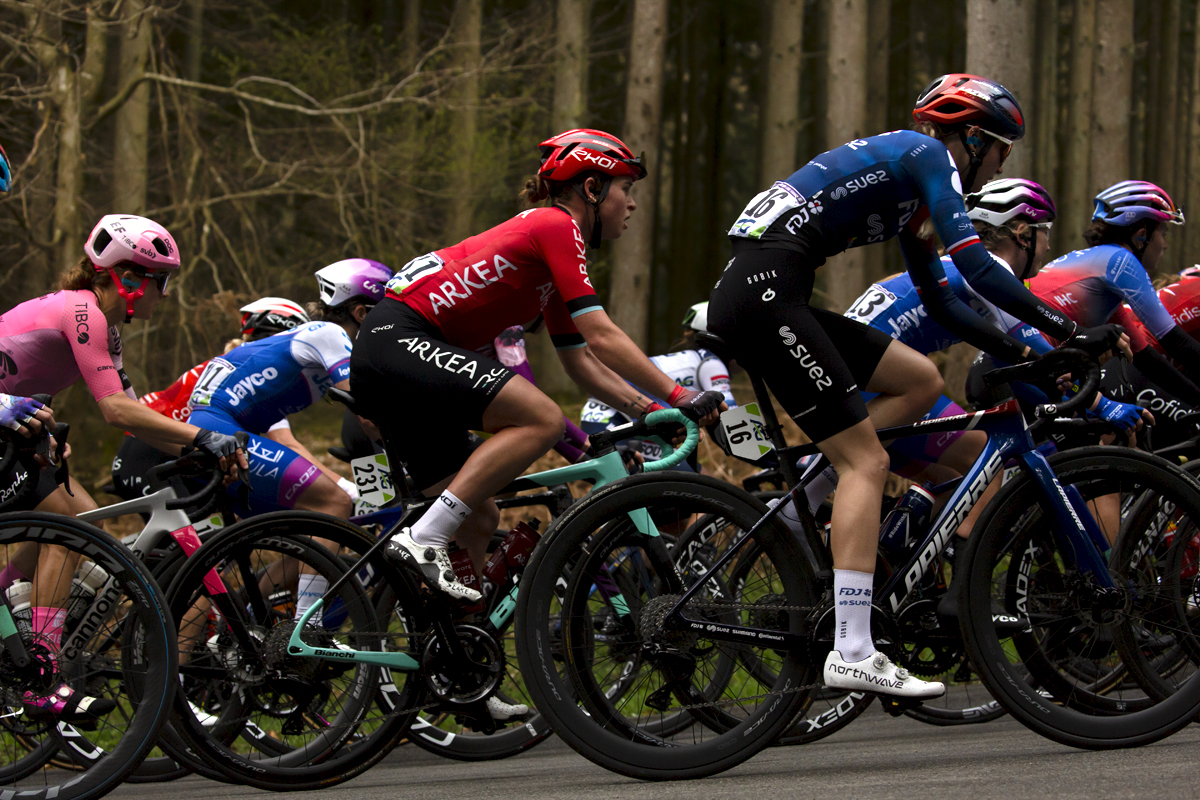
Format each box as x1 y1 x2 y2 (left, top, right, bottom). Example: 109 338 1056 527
0 214 246 722
351 129 725 605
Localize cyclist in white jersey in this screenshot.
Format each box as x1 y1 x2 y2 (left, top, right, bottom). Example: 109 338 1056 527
579 302 737 469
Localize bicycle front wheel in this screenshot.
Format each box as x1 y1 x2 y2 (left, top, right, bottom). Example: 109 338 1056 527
959 448 1200 748
515 473 818 780
0 512 177 800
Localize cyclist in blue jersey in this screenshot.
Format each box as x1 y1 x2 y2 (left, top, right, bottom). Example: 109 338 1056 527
1027 180 1200 408
847 180 1145 525
710 74 1124 699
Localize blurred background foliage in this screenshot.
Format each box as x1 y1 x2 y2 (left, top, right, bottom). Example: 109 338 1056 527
1 0 1196 480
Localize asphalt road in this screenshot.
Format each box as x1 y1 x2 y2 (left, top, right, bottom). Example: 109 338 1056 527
107 706 1200 800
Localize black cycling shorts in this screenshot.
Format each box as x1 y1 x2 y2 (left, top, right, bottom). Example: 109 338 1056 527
350 299 518 491
708 246 893 443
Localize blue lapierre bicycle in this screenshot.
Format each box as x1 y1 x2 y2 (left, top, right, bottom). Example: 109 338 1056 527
511 346 1200 781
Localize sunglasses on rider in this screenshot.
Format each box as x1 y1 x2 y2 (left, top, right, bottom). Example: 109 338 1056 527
978 128 1015 165
139 270 170 294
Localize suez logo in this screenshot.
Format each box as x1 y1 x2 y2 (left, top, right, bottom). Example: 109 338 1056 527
829 169 890 200
223 367 280 406
74 303 90 344
778 326 833 391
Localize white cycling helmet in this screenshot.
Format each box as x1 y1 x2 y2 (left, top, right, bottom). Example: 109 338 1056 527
315 259 393 308
239 297 310 338
682 302 709 333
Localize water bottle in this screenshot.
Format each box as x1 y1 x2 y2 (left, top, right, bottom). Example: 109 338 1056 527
5 580 32 636
480 520 542 597
65 562 111 629
447 545 484 614
878 484 935 557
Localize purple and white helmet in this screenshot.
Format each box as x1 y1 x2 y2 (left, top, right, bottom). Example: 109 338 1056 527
315 259 393 307
1092 180 1185 227
967 179 1056 227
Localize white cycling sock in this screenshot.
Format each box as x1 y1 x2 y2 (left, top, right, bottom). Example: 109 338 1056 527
833 569 875 663
295 573 328 623
409 490 471 548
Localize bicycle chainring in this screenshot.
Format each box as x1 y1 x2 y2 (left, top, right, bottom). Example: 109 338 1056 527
422 624 504 706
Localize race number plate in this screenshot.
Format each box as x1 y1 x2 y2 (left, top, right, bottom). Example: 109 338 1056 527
351 454 396 507
192 513 225 535
719 403 775 461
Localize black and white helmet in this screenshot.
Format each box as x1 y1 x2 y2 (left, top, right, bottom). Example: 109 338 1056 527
239 297 310 338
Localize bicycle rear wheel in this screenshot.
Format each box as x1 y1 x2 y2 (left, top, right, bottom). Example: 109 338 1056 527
165 512 425 790
515 473 817 780
0 512 177 800
959 448 1200 748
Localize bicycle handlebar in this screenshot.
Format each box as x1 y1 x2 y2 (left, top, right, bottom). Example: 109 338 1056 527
149 431 250 511
588 408 700 472
982 347 1101 420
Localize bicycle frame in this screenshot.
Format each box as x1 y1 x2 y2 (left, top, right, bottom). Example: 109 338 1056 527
663 398 1118 652
287 411 701 667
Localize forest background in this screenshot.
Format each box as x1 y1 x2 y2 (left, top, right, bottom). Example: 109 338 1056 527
1 0 1199 481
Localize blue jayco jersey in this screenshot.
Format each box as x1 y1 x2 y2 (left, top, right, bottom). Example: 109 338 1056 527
727 130 1074 362
846 256 1054 358
189 322 352 433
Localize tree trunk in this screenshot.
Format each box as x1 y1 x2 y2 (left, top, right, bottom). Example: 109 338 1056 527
609 0 669 349
552 0 590 132
824 0 868 312
1088 0 1133 192
185 0 204 83
446 0 481 242
1155 0 1181 187
862 0 890 284
113 0 153 213
1033 0 1058 197
965 0 1036 179
758 0 804 188
1060 0 1096 260
534 0 592 396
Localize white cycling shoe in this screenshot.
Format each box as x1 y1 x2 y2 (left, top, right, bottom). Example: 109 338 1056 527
823 650 945 699
384 530 482 603
486 696 529 722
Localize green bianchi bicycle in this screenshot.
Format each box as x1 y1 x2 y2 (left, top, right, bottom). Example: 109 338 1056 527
159 407 702 790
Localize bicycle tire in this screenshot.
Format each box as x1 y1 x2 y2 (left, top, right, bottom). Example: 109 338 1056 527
164 512 425 790
0 512 177 800
959 447 1200 748
515 473 817 780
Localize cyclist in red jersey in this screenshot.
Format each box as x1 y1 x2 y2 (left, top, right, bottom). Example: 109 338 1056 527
351 129 725 606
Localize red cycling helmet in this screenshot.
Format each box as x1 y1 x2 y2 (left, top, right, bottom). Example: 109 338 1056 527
537 129 647 185
535 129 647 249
913 74 1025 141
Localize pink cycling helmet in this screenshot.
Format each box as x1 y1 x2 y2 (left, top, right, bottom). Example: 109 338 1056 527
84 215 181 321
1092 181 1185 227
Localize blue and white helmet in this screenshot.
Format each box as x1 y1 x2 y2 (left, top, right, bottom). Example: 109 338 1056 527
315 259 393 307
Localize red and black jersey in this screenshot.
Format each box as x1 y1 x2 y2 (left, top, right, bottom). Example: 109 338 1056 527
384 207 603 352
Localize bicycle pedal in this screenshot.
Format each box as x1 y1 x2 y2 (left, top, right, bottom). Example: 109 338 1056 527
878 695 923 716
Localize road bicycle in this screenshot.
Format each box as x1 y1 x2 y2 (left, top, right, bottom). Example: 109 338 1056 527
0 427 179 800
511 345 1200 780
160 403 701 790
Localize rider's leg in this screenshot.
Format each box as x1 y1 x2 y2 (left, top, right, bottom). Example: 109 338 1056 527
418 466 501 571
409 376 563 548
